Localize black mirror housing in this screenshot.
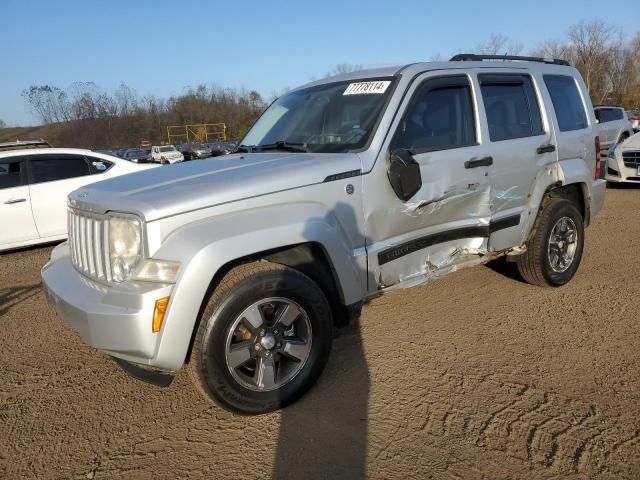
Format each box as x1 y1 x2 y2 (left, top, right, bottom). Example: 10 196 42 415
388 149 422 201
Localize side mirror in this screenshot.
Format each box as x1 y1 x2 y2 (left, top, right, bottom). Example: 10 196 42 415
387 149 422 201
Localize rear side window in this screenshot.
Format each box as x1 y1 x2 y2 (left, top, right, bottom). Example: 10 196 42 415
0 158 24 189
86 156 114 174
596 108 619 123
29 155 91 184
392 76 476 153
479 74 544 142
544 75 588 132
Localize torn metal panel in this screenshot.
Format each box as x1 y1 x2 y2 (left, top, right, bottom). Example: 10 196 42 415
401 182 491 218
379 237 488 290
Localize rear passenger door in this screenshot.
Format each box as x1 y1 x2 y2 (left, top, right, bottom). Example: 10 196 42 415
476 72 557 251
0 156 39 247
27 154 93 238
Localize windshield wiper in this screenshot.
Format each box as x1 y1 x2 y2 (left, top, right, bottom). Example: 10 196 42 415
234 141 309 153
257 141 310 153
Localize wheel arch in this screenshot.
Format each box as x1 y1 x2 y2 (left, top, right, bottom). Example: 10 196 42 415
149 204 364 370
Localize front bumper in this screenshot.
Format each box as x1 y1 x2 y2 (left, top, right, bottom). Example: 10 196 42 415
42 243 175 369
605 155 640 183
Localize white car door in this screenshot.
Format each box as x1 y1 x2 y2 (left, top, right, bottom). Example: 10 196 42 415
27 153 97 239
0 155 39 248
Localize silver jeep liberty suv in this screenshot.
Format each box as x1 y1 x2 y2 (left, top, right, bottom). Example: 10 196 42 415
43 54 606 414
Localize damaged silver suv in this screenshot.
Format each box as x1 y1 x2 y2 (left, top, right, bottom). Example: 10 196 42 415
42 54 605 414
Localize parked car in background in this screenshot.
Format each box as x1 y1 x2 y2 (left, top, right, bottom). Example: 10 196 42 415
606 131 640 185
206 141 236 156
0 148 157 251
43 55 605 414
594 105 634 148
179 143 212 160
0 139 52 152
627 110 640 133
113 148 127 158
150 145 184 164
123 148 153 163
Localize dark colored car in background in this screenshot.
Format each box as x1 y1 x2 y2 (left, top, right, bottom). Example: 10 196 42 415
122 148 152 163
206 140 238 157
178 143 212 160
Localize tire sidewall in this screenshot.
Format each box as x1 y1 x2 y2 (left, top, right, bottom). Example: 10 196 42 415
540 201 584 286
196 268 332 414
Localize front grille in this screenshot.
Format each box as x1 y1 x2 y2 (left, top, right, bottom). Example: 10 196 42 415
68 208 111 282
623 150 640 168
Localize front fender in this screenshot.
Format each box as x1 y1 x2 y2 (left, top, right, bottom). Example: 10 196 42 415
149 202 363 370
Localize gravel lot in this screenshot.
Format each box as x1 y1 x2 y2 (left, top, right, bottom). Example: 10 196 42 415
2 186 640 479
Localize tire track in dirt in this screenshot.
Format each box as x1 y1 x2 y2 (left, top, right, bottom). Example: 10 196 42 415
371 369 639 478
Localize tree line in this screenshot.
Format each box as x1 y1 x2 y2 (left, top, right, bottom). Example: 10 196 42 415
21 83 265 148
17 21 640 149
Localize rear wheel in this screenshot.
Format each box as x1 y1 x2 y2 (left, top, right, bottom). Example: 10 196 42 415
517 198 584 287
188 261 333 414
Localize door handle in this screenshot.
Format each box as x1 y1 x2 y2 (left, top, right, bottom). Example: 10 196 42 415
464 156 493 169
4 198 26 205
536 144 556 154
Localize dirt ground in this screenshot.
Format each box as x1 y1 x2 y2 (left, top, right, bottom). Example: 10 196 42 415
1 186 640 479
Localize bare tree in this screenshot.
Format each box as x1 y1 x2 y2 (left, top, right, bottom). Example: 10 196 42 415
531 39 576 63
0 119 6 129
568 21 614 100
22 85 71 124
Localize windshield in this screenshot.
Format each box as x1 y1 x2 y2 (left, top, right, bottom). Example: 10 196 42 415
159 146 176 152
240 78 395 153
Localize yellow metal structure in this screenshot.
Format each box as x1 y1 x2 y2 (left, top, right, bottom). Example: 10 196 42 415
166 123 227 144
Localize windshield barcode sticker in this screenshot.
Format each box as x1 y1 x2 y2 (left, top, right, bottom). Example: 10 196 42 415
343 81 391 95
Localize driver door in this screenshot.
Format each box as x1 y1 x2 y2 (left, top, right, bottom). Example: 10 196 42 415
363 73 493 291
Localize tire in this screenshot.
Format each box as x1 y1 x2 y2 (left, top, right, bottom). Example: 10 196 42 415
516 197 584 287
188 261 333 414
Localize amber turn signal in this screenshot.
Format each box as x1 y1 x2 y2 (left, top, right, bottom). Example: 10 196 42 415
152 296 170 333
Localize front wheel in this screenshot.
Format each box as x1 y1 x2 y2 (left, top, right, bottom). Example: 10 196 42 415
188 261 333 414
517 198 585 287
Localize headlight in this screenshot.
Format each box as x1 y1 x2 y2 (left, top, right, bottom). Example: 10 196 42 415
108 215 142 282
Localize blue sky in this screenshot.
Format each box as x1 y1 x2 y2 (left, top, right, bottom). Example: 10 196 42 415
2 0 638 126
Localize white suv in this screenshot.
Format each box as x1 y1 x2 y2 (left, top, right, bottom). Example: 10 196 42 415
150 145 184 164
594 105 634 149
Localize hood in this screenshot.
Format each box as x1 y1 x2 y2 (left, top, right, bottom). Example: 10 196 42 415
621 132 640 150
69 152 361 221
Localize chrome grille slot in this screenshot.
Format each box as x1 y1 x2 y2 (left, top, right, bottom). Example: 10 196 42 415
623 150 640 169
68 208 109 282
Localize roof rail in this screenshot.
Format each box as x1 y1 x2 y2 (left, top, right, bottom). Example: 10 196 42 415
449 54 570 66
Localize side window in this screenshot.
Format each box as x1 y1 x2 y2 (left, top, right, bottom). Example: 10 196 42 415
543 75 588 132
599 109 614 123
87 157 114 174
0 158 24 189
613 108 625 121
391 76 476 153
29 155 91 185
479 74 543 142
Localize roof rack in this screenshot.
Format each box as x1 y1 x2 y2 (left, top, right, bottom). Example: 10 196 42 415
449 54 570 66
